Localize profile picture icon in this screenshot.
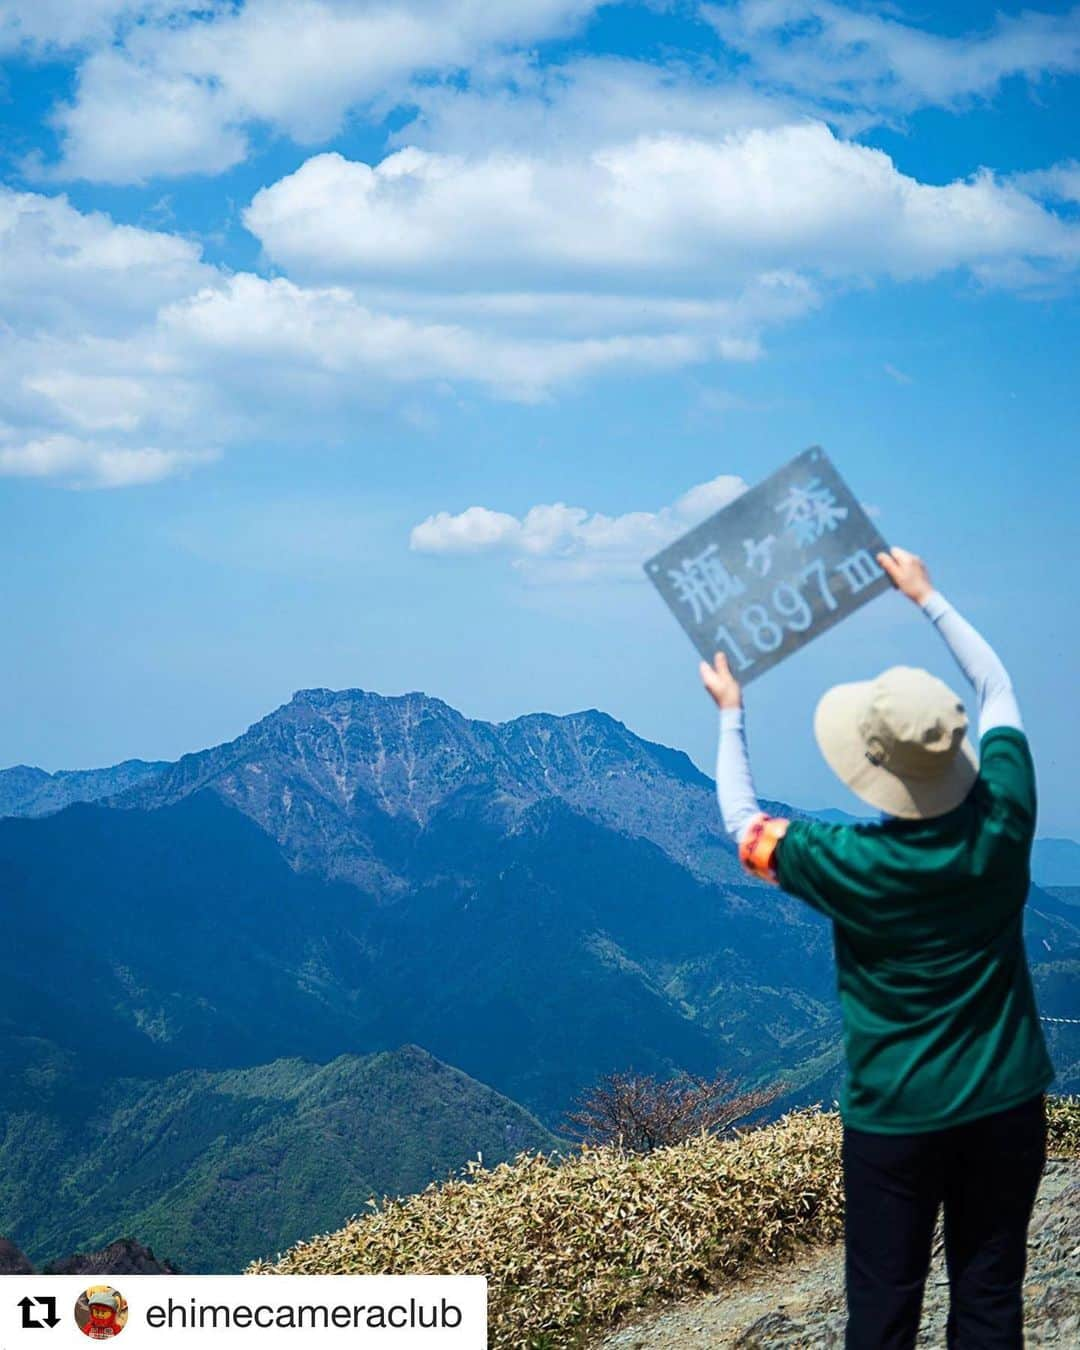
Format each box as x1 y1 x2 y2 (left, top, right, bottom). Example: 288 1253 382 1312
74 1285 128 1339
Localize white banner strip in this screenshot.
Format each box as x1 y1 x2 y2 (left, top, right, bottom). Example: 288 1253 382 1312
0 1275 488 1348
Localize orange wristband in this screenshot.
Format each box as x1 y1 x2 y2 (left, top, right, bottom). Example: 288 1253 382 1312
739 813 790 885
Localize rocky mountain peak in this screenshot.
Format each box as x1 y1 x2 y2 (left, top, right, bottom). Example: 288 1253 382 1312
6 687 737 895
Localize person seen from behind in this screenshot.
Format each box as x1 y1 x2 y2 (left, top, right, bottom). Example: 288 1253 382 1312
701 545 1055 1350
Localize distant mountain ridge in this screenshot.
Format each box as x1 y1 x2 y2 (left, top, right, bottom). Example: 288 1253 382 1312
3 685 1078 1276
5 692 1075 891
2 1038 559 1273
0 688 856 1131
108 687 759 895
4 687 1076 1119
0 759 165 818
4 784 826 1118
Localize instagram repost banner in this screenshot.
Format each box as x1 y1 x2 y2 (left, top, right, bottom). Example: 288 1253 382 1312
1 1276 487 1348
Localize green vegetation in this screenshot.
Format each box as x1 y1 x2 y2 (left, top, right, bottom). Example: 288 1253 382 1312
1047 1093 1080 1152
252 1096 1080 1350
0 1040 561 1273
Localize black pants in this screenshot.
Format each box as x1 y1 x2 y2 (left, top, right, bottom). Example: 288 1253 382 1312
842 1092 1047 1349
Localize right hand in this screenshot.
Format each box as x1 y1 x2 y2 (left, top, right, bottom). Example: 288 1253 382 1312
700 652 743 710
877 546 933 604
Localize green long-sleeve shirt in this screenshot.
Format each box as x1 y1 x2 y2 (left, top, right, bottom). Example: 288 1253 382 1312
775 726 1055 1132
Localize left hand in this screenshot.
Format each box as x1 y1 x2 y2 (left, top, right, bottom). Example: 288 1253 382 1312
876 545 933 605
699 652 742 709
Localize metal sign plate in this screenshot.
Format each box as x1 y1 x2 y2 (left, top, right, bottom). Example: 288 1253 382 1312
644 447 890 683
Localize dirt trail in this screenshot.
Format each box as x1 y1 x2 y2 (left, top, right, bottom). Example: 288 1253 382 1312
595 1158 1080 1348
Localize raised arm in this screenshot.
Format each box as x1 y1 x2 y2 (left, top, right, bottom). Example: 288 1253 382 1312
877 547 1022 735
701 654 790 883
714 704 761 842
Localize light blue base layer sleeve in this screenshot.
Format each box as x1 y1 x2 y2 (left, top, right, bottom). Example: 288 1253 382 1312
712 587 1023 846
920 590 1023 736
715 706 761 846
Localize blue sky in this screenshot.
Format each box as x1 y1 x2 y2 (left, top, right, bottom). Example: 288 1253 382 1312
2 1 1079 833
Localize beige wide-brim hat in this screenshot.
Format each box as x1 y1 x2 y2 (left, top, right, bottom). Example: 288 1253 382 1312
814 665 979 820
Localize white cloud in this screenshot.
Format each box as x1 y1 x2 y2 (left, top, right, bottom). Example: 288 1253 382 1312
0 184 750 490
329 284 802 345
883 362 912 385
411 505 524 555
17 0 1080 186
0 1 182 53
702 1 1080 116
0 186 228 487
246 129 1079 300
391 53 801 155
5 49 1080 493
38 0 607 182
1012 160 1080 206
48 49 250 183
409 473 749 581
6 328 207 441
159 273 721 402
0 185 211 329
22 373 160 432
0 434 218 488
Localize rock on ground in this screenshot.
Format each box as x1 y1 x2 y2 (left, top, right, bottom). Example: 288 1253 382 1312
41 1239 180 1276
596 1158 1080 1348
0 1237 35 1274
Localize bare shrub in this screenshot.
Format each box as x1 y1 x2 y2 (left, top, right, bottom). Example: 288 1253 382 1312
562 1069 782 1153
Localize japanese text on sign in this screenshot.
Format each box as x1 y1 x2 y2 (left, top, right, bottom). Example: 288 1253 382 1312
644 447 890 683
